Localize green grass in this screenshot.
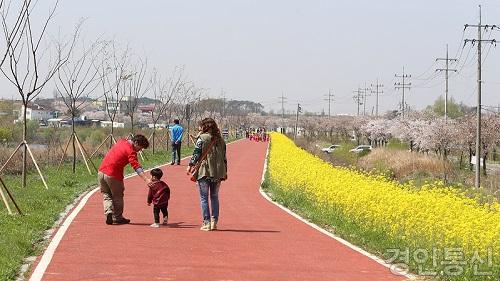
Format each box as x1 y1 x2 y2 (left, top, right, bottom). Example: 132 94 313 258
0 142 208 281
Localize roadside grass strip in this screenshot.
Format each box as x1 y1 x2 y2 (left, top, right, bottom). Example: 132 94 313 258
265 133 499 280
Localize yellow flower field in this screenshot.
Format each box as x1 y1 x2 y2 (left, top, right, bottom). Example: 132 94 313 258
268 133 499 276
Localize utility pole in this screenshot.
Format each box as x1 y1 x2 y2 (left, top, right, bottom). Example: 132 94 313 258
362 83 371 116
353 87 363 116
371 79 384 117
294 103 302 140
221 88 226 119
464 5 497 188
395 66 411 118
436 44 457 122
324 89 334 117
278 93 287 133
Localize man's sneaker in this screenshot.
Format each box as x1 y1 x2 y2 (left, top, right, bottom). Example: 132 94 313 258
200 221 211 231
114 217 131 224
106 213 113 225
176 162 180 165
163 215 168 226
170 162 175 165
150 223 160 228
210 218 218 231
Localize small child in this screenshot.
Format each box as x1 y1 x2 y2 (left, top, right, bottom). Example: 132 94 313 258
147 168 170 228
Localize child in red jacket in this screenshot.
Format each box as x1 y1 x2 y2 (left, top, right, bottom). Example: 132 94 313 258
147 168 170 228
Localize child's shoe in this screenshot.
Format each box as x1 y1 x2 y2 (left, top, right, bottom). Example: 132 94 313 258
210 218 217 231
200 221 211 231
150 223 160 228
163 215 168 226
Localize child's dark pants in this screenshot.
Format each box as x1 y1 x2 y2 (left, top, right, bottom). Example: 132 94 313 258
153 205 168 223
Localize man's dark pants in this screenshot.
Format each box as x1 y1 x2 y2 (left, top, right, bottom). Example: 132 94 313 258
171 142 181 164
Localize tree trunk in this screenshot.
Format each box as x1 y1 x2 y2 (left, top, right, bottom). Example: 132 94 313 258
152 123 156 154
130 114 134 135
459 151 463 169
468 146 473 171
72 115 76 173
110 122 114 148
22 102 27 188
482 153 487 176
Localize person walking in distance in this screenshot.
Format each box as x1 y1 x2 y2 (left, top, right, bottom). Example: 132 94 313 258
170 119 184 165
98 134 151 225
187 118 227 231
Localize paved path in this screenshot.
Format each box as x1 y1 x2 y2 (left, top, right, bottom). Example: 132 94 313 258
30 140 407 281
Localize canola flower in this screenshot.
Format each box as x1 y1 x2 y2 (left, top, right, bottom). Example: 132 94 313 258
268 133 499 273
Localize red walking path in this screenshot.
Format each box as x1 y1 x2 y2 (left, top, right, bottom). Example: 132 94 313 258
29 139 409 281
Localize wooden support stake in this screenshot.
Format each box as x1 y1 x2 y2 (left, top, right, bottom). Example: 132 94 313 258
57 135 73 171
0 176 22 215
0 181 12 215
24 142 49 190
75 134 97 172
0 142 24 173
90 134 112 159
75 134 92 175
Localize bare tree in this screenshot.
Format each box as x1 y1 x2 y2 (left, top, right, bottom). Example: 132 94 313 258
55 37 103 173
0 0 78 188
148 67 183 154
174 82 203 145
123 56 149 134
94 40 130 152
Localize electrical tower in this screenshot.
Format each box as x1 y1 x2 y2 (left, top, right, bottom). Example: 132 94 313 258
278 93 287 133
353 87 363 116
371 79 384 117
436 44 457 122
464 5 497 188
362 83 371 116
324 89 334 117
395 66 411 118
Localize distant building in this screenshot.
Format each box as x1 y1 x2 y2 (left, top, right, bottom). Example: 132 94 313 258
148 123 167 129
98 96 136 115
19 105 53 122
100 121 125 128
138 105 155 114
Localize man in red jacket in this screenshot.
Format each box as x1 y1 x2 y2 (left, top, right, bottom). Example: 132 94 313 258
98 134 150 225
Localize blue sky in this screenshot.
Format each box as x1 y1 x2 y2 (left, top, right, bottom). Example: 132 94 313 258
2 0 500 115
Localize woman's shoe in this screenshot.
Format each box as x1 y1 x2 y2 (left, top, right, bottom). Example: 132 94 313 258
200 221 211 231
210 218 217 231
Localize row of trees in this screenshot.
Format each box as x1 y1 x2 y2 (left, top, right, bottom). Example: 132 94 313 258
255 111 500 176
